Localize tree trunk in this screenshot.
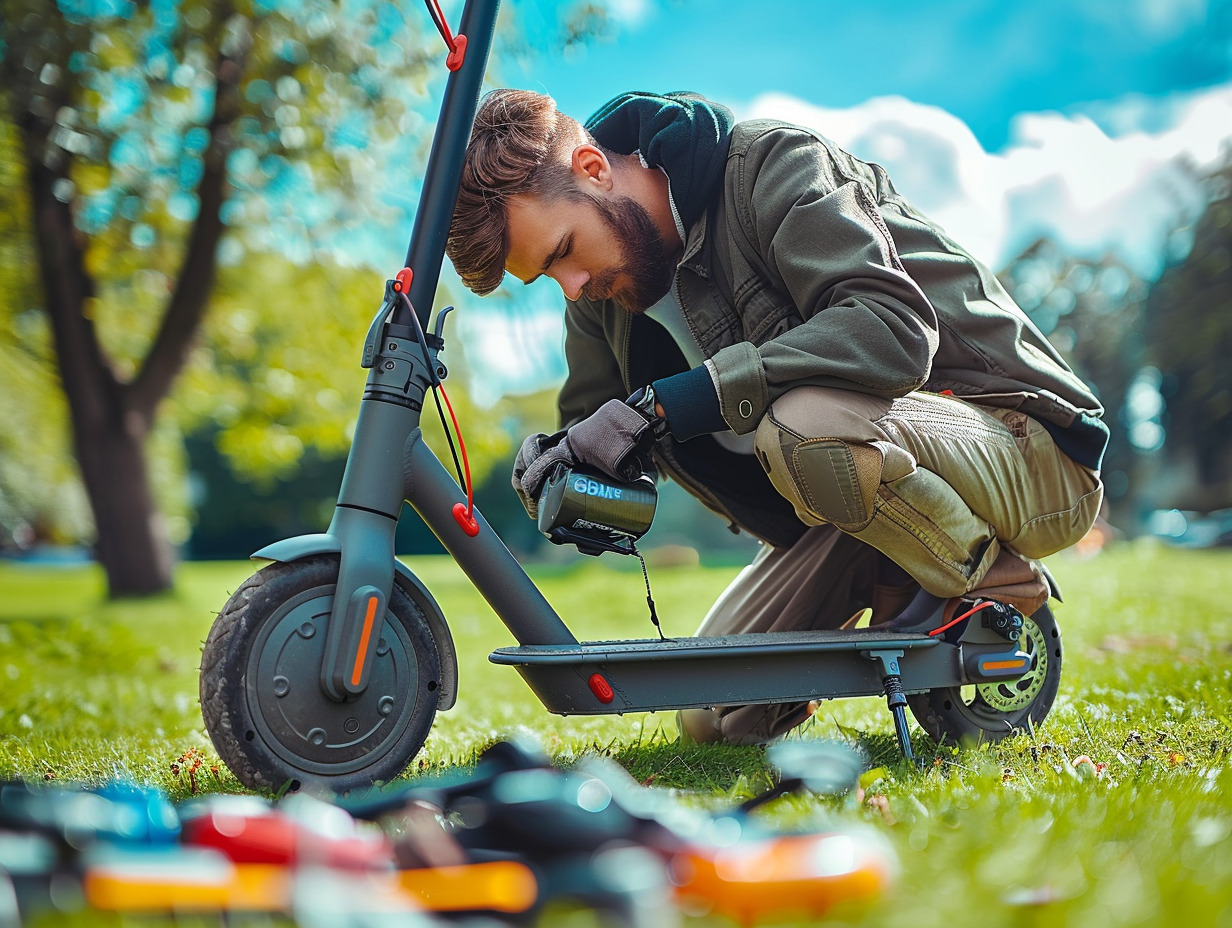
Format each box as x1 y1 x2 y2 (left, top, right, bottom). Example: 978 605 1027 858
23 151 177 596
75 412 176 596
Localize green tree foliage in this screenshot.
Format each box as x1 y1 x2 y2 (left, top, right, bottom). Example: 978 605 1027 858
0 0 533 594
1145 155 1232 508
172 250 544 529
998 150 1232 527
998 239 1151 527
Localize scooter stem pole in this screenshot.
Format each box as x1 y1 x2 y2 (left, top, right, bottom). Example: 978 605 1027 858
398 0 499 329
320 0 498 701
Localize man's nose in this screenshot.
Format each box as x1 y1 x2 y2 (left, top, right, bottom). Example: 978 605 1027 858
556 269 589 302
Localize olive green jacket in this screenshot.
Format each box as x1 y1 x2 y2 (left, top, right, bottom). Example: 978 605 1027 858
557 120 1107 546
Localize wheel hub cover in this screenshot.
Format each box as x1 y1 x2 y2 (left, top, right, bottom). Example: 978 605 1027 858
246 587 418 776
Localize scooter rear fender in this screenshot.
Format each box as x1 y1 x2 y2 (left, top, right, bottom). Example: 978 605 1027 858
251 534 459 710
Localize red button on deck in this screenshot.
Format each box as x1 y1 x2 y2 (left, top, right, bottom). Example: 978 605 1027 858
588 673 614 704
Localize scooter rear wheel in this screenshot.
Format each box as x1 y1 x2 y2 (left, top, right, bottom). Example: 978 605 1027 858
200 555 441 793
907 603 1062 745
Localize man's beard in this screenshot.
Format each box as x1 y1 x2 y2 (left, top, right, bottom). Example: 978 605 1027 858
584 195 676 313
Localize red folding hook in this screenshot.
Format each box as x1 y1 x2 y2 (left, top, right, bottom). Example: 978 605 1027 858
425 0 467 71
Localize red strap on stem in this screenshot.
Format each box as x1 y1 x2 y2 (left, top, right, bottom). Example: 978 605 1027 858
424 0 467 70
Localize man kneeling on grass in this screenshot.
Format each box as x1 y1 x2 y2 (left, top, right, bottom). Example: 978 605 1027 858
445 89 1107 745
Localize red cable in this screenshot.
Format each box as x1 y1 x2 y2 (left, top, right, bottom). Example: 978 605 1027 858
424 0 466 69
928 600 997 637
424 0 455 46
435 382 473 517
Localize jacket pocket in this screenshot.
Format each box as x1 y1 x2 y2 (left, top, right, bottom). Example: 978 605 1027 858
737 279 800 344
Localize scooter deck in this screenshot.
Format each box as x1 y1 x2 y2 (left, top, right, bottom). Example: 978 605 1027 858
490 628 954 716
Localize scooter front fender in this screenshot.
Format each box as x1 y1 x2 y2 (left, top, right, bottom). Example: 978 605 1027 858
252 535 459 710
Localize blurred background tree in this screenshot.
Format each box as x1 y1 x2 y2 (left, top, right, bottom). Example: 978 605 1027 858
0 0 604 596
0 116 95 551
2 0 434 595
1145 155 1232 512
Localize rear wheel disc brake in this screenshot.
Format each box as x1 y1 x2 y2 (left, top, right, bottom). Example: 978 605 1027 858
973 618 1048 713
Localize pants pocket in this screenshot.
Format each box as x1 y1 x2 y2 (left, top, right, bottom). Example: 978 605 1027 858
1007 479 1103 558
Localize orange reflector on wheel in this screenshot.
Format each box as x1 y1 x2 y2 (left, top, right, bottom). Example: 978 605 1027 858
351 596 380 687
981 657 1029 672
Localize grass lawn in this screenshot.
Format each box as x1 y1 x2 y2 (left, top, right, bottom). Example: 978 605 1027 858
2 540 1231 926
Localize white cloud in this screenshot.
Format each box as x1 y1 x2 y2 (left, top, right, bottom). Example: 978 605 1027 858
740 82 1232 278
456 300 567 406
602 0 652 28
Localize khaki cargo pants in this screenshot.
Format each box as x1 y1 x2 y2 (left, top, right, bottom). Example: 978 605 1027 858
679 386 1103 745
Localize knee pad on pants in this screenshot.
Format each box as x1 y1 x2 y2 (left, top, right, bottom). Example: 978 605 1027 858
758 427 886 531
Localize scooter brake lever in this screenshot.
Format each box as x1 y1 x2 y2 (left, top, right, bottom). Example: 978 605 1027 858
431 305 455 344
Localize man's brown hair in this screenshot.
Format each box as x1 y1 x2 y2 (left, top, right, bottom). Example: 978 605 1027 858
446 89 590 295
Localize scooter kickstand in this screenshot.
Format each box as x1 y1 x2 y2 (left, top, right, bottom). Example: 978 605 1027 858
864 649 915 763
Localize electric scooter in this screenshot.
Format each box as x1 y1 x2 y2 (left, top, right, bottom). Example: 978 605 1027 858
199 0 1063 794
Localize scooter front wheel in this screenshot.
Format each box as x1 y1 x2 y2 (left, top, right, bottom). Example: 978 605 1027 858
200 555 441 793
907 603 1062 745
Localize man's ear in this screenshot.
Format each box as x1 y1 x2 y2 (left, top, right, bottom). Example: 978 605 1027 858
571 144 613 191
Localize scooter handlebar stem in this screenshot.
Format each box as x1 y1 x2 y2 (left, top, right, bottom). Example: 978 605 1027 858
397 0 501 330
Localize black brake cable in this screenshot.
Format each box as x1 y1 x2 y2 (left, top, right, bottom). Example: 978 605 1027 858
397 292 469 499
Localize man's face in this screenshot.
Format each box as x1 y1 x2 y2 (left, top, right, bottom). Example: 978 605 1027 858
505 190 676 313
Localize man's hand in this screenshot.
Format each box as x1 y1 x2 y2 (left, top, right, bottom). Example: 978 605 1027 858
511 398 661 518
511 430 565 519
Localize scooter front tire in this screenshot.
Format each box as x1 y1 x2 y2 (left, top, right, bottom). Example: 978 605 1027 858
200 555 441 793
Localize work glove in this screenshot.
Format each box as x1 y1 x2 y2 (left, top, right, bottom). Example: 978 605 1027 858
512 398 661 519
511 429 566 519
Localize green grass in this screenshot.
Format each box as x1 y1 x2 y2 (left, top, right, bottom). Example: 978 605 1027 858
2 541 1232 926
